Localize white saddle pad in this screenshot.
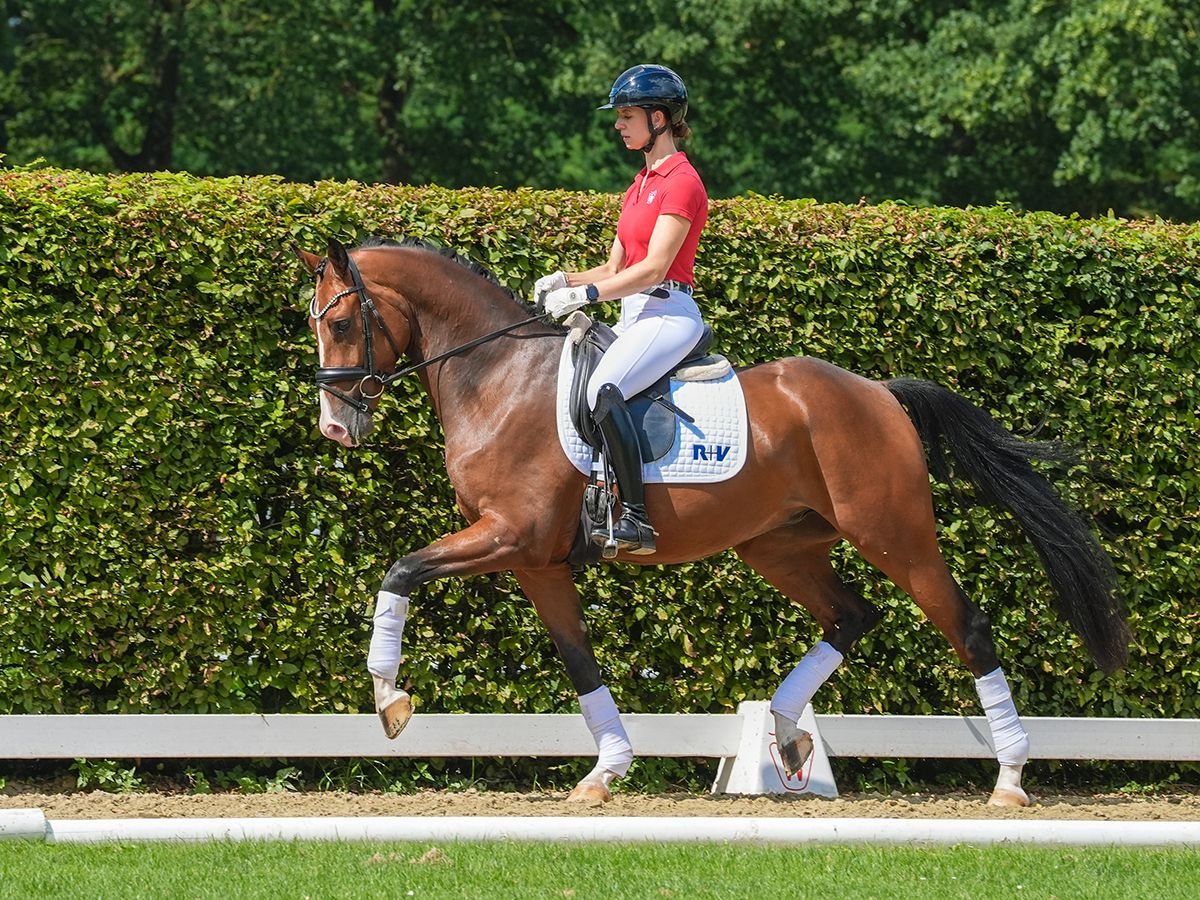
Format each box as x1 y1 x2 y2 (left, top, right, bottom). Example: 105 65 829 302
555 339 749 483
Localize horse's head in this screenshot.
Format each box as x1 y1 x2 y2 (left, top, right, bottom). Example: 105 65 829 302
295 238 413 447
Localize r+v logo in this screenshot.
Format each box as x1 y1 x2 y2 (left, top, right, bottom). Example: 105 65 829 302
692 444 732 462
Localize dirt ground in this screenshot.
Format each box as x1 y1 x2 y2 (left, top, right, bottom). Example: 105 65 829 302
4 787 1198 821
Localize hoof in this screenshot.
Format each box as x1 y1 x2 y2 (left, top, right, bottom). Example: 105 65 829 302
373 675 413 739
779 731 814 778
772 712 814 777
566 780 612 804
988 787 1030 808
378 694 412 739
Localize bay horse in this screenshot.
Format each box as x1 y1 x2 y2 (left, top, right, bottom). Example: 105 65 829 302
295 236 1129 805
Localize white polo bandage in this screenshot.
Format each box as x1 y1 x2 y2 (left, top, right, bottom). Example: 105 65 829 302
770 641 844 723
366 591 409 681
578 684 633 777
975 666 1030 766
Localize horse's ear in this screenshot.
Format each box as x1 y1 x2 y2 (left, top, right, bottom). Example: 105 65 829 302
327 238 351 280
292 242 323 276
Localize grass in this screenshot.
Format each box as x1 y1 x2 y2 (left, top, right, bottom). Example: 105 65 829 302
1 841 1198 899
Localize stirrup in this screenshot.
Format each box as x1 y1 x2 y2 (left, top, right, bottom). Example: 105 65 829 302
591 508 657 558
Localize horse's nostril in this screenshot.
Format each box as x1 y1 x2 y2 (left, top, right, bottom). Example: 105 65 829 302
322 421 350 443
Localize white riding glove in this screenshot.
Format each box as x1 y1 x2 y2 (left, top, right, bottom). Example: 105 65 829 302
533 270 568 306
543 285 592 319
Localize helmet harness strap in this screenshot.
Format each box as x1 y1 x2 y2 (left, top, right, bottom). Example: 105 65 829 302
637 106 669 154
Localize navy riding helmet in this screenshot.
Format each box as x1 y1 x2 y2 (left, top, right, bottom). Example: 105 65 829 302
598 64 688 125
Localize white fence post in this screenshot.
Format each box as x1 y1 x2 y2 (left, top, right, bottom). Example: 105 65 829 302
712 702 838 798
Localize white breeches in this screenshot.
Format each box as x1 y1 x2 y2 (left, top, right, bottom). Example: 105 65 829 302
586 289 704 410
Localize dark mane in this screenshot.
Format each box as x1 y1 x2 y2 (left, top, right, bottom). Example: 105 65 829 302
356 236 543 318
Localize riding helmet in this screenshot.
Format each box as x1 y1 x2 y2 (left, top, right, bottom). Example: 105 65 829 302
598 64 688 125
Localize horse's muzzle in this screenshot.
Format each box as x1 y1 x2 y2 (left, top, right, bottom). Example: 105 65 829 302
319 390 375 447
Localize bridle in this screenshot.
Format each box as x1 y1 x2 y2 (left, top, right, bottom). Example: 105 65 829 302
310 253 551 413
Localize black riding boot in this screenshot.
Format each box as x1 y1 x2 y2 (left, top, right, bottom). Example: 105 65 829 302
591 383 656 555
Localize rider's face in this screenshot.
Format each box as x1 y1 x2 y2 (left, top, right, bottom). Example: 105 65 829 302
614 106 651 149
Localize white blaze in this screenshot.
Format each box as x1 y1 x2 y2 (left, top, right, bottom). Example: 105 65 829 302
314 313 355 446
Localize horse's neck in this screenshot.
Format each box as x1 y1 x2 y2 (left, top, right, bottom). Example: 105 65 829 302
411 288 562 432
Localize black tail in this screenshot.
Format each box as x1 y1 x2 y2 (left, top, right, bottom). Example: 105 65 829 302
886 377 1130 674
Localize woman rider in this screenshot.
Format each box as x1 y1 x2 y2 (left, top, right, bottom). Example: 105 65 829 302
538 64 709 557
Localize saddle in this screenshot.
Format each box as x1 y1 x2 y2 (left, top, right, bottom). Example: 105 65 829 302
562 310 732 568
565 311 730 462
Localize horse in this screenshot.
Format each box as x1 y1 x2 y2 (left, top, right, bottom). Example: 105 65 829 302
294 236 1130 805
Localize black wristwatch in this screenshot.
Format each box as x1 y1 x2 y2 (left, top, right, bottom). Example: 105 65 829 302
585 283 599 303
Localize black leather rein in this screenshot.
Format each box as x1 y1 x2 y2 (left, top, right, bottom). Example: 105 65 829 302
310 254 552 413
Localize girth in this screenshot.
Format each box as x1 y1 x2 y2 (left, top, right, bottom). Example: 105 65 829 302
568 321 714 462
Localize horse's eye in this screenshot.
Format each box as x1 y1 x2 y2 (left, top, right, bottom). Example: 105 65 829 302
331 318 353 336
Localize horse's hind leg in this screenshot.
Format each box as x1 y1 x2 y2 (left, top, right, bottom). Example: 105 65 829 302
906 567 1031 806
734 521 884 777
835 503 1031 807
777 373 1030 804
514 565 632 804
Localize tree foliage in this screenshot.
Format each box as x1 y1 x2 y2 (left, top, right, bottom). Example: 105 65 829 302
1 0 1197 217
846 0 1200 218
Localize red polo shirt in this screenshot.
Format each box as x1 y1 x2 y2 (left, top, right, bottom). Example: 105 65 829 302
615 152 708 287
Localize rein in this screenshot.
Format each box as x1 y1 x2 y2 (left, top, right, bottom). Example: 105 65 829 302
311 254 553 413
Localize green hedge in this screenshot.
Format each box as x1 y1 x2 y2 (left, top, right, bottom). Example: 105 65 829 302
1 167 1197 726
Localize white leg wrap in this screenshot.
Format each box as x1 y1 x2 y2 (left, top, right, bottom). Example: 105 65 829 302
578 685 633 777
975 666 1030 766
770 641 844 723
366 591 409 681
995 764 1025 793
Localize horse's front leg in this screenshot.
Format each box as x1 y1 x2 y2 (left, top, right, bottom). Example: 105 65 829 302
367 513 530 738
514 566 633 803
368 590 413 739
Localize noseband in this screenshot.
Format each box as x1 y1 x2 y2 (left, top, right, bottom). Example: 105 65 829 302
310 254 551 413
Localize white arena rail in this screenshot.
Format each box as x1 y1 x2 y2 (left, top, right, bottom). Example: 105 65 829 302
2 704 1197 797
